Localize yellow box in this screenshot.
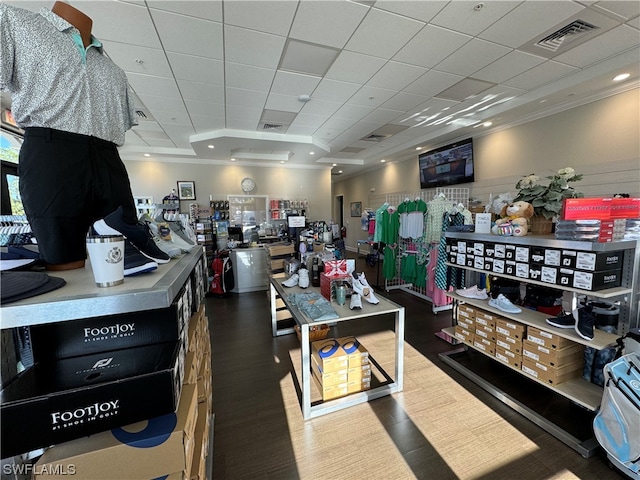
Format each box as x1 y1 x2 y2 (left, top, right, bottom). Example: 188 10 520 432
337 336 369 367
312 373 348 401
348 364 372 382
311 355 349 387
311 338 349 372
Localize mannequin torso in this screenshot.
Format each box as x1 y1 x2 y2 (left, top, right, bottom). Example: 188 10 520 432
51 1 92 47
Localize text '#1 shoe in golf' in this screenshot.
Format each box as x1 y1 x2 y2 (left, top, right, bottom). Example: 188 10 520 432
546 311 576 329
488 294 522 314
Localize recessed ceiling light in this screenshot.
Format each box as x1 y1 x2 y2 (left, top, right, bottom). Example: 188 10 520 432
613 73 630 82
280 161 285 164
207 144 214 149
230 158 236 162
309 151 315 155
483 121 492 127
380 159 386 163
415 147 422 151
338 170 343 173
143 153 150 157
332 163 337 167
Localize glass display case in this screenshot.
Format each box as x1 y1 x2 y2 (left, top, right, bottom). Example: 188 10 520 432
227 195 269 242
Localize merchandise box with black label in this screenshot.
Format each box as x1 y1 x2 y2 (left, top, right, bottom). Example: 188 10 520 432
0 341 184 459
29 284 191 361
33 383 198 480
572 269 622 291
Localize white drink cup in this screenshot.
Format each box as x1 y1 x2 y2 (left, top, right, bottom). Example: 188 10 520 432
86 235 125 287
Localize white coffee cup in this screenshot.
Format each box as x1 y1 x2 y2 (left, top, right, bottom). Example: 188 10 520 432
86 235 125 287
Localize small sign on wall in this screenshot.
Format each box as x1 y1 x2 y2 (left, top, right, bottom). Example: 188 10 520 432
475 213 492 234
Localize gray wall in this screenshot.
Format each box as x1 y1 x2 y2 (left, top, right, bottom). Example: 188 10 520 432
333 88 640 248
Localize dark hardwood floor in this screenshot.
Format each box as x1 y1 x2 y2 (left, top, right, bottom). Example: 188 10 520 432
206 253 625 480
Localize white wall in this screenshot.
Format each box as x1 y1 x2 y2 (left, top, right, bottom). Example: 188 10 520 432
123 162 333 222
333 88 640 248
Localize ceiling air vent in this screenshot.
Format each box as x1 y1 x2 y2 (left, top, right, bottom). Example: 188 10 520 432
535 20 598 52
135 110 148 119
262 123 284 131
362 134 388 142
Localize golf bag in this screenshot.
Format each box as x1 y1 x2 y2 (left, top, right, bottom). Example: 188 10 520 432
593 352 640 478
210 251 234 296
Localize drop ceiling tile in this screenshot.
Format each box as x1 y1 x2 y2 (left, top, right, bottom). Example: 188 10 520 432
138 93 185 113
225 63 276 92
146 0 222 21
264 93 305 113
178 80 225 104
347 86 397 108
554 25 640 68
191 115 226 133
360 108 406 125
479 1 584 48
473 50 547 84
373 0 447 23
73 1 161 49
381 92 430 111
345 7 425 59
124 130 148 147
628 16 640 29
289 0 369 49
132 120 164 132
299 99 343 117
393 25 471 68
151 9 223 59
225 87 268 109
430 1 521 36
325 51 387 84
312 79 361 103
150 110 192 127
366 61 428 90
404 70 463 97
167 52 224 85
225 117 259 131
226 105 263 124
271 71 322 96
162 124 197 148
290 114 328 129
320 117 359 133
224 0 296 35
101 41 172 78
594 1 640 20
504 60 579 91
224 25 286 69
184 99 224 117
127 73 181 98
285 125 319 136
333 104 375 121
434 38 512 77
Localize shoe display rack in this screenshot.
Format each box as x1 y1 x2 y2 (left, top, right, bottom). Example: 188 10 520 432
439 231 639 458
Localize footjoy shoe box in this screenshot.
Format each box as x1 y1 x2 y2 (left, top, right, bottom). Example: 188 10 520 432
33 383 198 480
0 340 184 459
29 284 192 361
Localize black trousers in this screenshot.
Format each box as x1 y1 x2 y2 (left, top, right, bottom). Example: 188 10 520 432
19 127 137 264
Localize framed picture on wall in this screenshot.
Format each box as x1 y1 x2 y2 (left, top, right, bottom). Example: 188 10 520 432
350 201 362 217
177 181 196 200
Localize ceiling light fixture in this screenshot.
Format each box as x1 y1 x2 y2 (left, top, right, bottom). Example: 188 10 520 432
207 144 214 149
332 163 337 167
338 170 343 174
230 158 236 162
380 159 386 163
483 121 493 127
309 151 315 155
613 73 630 82
415 147 422 150
143 153 150 157
298 94 311 102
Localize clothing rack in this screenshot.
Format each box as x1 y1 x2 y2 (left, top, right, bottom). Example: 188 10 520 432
383 187 469 314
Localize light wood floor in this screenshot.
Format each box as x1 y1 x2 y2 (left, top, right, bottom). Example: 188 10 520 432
207 258 624 480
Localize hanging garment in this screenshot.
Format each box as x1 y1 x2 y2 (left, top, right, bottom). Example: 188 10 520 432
373 202 389 243
424 194 449 244
426 245 450 307
381 205 399 279
435 212 465 291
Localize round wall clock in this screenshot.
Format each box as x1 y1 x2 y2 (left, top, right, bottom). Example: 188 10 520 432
241 177 256 193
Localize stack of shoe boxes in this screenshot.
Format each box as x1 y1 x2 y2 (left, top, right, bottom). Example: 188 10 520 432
473 311 497 356
521 327 584 385
494 319 526 369
454 304 475 345
265 242 295 276
31 301 213 479
311 337 370 401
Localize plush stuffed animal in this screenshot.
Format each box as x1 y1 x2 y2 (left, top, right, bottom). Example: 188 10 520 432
491 201 534 236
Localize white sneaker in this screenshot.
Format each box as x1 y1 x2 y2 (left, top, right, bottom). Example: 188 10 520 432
283 273 299 287
456 285 489 300
146 219 195 253
350 293 362 310
488 294 522 313
351 272 379 304
298 268 309 288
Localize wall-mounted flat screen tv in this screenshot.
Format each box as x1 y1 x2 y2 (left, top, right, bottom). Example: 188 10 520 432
419 138 474 189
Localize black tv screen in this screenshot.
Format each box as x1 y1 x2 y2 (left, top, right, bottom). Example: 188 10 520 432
419 138 474 189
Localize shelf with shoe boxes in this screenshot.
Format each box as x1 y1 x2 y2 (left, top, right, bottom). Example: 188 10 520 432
445 296 607 411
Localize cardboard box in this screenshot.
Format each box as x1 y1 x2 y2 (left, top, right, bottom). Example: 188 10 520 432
1 341 184 459
348 364 372 382
459 304 475 316
311 355 349 387
575 251 624 272
522 340 584 368
521 356 583 385
311 338 348 372
473 338 495 356
337 337 369 367
456 312 474 330
454 325 474 345
526 326 574 350
190 402 211 480
312 373 348 401
29 283 191 361
346 378 371 394
495 345 522 369
475 325 495 343
495 318 526 340
34 384 198 480
266 242 295 257
475 311 497 329
495 333 522 355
